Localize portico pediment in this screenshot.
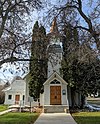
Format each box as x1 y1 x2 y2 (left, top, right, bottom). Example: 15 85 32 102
43 71 68 85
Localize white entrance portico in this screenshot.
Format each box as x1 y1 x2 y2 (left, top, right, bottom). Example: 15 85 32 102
43 72 69 113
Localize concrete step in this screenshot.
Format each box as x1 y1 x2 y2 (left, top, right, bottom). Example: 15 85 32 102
43 105 69 113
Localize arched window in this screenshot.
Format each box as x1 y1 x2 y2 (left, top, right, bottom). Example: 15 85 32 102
50 79 60 84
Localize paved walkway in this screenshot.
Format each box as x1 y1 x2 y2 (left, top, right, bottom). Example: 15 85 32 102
0 109 16 115
34 113 77 124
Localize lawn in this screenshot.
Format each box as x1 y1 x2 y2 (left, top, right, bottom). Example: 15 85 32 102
0 105 8 112
0 112 39 124
72 112 100 124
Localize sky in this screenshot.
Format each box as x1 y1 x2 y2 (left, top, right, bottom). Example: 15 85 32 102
0 63 28 83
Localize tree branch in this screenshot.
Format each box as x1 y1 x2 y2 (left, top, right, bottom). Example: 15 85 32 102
0 57 31 67
74 26 90 32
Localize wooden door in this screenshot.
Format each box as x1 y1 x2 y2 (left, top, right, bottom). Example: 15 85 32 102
50 86 61 105
15 95 20 104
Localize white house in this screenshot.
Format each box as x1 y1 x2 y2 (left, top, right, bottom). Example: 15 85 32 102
3 76 26 105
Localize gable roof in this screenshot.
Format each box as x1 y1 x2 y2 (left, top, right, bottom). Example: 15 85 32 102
2 86 11 92
43 71 68 85
2 77 26 92
11 76 23 83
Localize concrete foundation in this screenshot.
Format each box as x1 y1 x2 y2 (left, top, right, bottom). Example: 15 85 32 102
43 105 69 113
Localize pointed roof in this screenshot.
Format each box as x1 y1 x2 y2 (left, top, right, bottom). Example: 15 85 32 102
2 86 11 92
43 72 68 85
11 76 23 83
50 17 59 33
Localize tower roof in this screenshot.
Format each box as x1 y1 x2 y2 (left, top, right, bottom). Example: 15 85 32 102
47 17 61 43
50 17 59 34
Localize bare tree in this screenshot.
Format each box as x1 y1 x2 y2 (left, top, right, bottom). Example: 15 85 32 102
0 0 42 67
45 0 100 52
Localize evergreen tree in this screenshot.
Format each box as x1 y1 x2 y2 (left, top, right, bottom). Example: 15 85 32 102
29 21 48 100
62 24 79 85
71 58 100 95
62 23 100 108
61 24 80 107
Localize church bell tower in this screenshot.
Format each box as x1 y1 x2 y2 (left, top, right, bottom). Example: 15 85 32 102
43 18 69 112
47 18 63 77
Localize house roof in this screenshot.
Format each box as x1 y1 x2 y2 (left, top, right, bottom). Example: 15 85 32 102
11 76 22 83
43 71 68 85
2 86 11 92
2 76 26 92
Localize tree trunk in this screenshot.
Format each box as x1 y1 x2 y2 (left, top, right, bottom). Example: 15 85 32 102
80 95 85 109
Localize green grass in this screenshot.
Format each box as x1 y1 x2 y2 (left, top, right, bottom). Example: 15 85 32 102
0 112 39 124
0 105 8 112
72 112 100 124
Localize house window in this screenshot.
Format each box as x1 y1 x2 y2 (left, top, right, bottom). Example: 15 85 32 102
8 95 12 100
23 95 25 101
50 79 60 84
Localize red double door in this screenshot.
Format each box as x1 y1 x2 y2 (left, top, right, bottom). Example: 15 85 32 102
50 86 61 105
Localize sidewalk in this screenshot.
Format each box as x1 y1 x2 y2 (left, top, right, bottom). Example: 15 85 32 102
34 113 77 124
0 109 16 115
